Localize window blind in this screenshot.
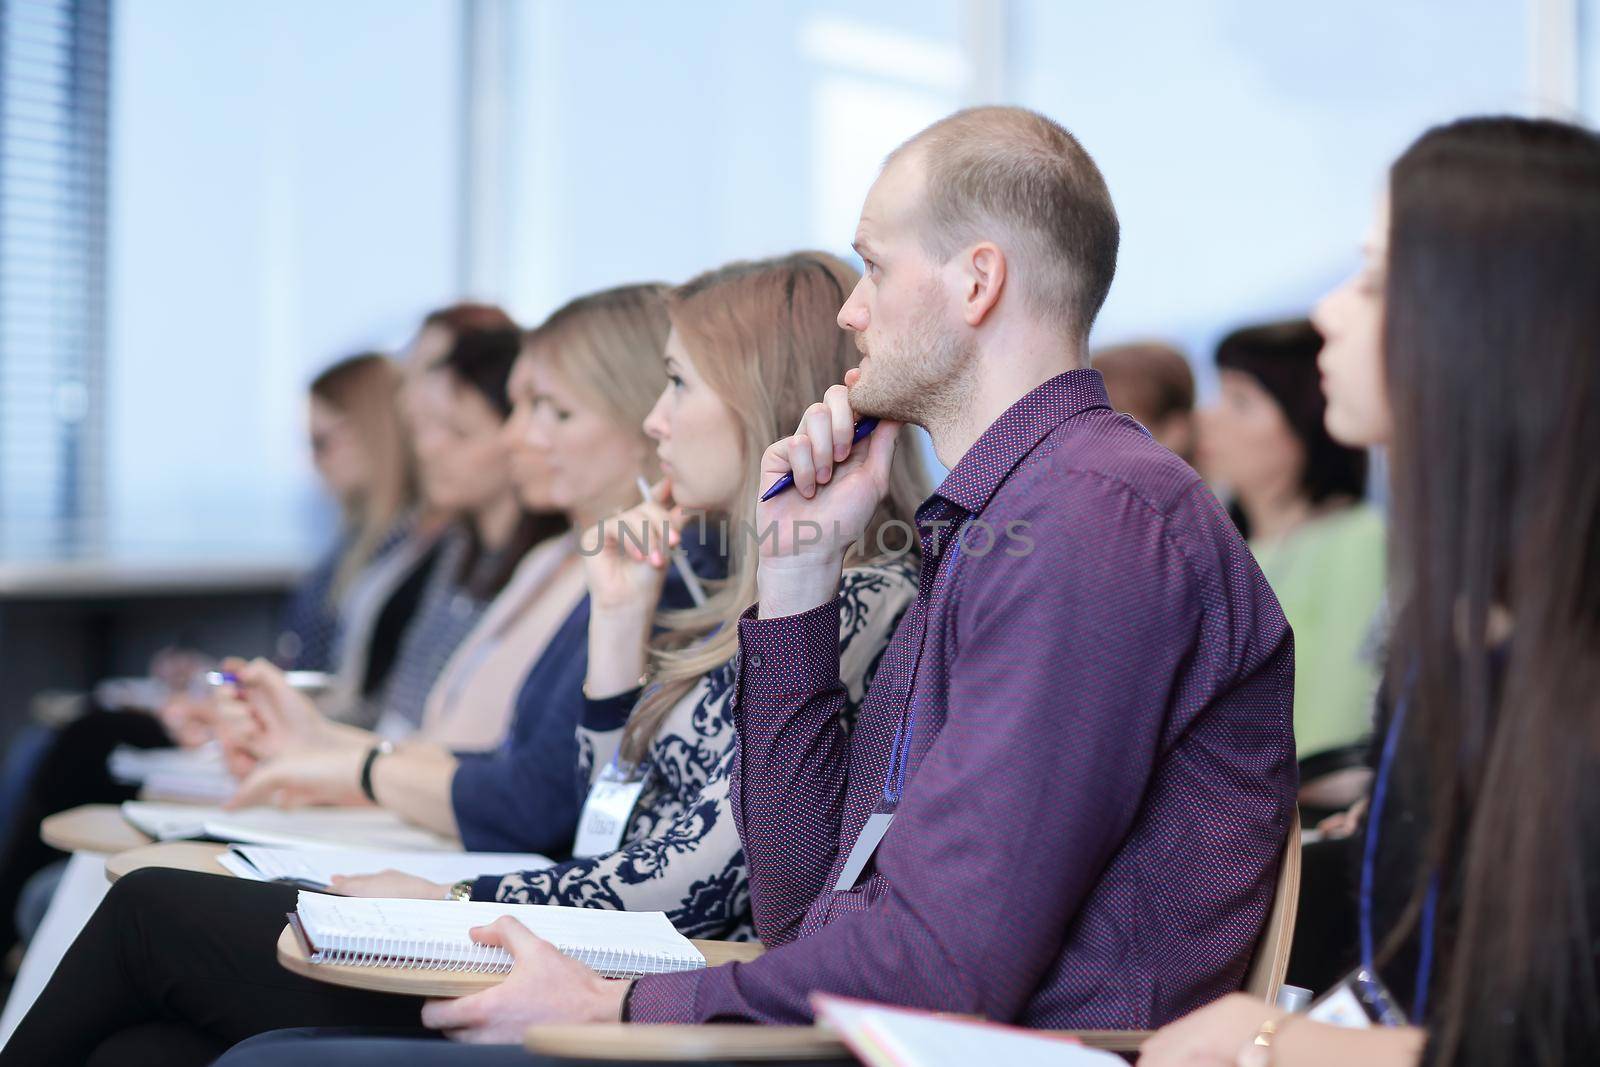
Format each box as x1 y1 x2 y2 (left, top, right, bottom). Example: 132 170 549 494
0 0 110 554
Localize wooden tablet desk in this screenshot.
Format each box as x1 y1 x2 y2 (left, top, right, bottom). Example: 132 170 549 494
105 840 229 881
40 803 152 854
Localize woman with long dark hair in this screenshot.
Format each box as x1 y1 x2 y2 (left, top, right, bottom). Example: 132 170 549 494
1141 116 1600 1067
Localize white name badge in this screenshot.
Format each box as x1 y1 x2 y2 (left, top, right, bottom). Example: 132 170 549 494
834 812 895 891
1307 984 1375 1029
1306 966 1404 1029
572 773 646 858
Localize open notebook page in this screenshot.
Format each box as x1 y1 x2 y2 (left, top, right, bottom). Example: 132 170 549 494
814 995 1124 1067
295 892 705 973
221 845 550 886
121 801 213 839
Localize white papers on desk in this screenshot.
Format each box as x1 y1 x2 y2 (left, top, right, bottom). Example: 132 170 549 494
812 995 1124 1067
219 845 551 887
93 677 169 712
119 801 457 852
108 744 237 803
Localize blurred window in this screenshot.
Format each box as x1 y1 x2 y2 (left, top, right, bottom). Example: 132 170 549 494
0 0 111 555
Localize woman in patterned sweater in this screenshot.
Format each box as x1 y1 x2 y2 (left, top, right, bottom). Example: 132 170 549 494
334 252 928 941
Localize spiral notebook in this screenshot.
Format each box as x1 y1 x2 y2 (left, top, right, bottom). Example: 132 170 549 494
290 892 706 979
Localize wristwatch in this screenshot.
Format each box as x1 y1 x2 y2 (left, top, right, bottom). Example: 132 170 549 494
446 879 473 902
359 740 395 802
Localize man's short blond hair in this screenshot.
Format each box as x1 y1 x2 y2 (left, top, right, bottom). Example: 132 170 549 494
889 106 1119 341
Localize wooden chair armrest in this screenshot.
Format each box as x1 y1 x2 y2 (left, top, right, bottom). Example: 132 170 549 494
523 1023 1153 1061
695 938 765 966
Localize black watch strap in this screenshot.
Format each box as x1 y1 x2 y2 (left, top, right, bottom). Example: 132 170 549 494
359 741 393 802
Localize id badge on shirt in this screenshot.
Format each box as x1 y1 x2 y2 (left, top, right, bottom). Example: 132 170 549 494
834 809 895 891
1307 966 1408 1029
572 759 646 858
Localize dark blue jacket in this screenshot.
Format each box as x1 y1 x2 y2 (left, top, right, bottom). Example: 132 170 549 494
449 541 718 855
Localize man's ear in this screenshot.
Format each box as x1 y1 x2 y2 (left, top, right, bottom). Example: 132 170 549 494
958 242 1006 327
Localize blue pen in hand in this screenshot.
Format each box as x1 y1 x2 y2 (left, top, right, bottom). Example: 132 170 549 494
760 417 880 502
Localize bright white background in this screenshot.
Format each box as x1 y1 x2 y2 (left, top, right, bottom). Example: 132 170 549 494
106 0 461 555
97 0 1587 560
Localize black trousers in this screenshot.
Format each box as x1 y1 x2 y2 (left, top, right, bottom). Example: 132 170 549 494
3 869 848 1067
0 869 424 1067
0 708 169 945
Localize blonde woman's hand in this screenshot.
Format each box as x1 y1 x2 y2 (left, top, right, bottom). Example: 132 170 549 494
580 478 683 615
226 732 371 810
213 657 333 766
328 869 453 899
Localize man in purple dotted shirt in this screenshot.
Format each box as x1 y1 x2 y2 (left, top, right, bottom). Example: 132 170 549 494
256 105 1296 1061
618 105 1297 1032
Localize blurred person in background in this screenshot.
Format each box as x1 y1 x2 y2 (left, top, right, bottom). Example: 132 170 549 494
325 252 924 931
321 303 540 732
0 254 927 1067
339 324 561 745
1196 320 1384 811
273 352 419 672
0 351 422 957
1093 340 1197 463
403 303 519 374
214 284 690 860
399 304 519 449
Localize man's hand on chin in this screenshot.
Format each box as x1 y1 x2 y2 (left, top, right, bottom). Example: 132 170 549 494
419 917 630 1044
755 380 901 619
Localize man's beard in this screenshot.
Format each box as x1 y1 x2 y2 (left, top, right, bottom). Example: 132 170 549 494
848 295 974 430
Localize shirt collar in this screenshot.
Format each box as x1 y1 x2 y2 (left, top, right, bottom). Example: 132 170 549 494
930 368 1112 516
